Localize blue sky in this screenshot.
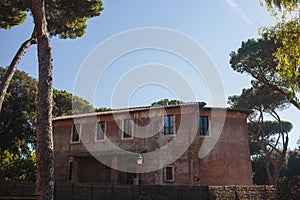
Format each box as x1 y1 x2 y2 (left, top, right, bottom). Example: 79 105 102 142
0 0 299 148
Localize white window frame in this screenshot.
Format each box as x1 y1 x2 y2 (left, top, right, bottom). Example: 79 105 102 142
199 116 210 137
95 121 106 142
163 114 175 136
163 165 175 182
71 124 81 143
121 119 133 140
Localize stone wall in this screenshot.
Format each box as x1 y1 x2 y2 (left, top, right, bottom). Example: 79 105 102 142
208 185 276 200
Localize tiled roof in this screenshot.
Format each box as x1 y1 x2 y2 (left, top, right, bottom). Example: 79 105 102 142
53 102 206 121
52 102 252 121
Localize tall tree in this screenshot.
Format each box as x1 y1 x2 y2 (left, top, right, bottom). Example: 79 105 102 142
0 67 36 154
285 149 300 177
0 66 95 154
230 36 300 110
261 0 299 14
0 150 36 181
53 90 94 117
0 0 33 110
31 0 54 198
0 67 95 182
261 19 300 95
0 0 103 111
249 120 293 185
228 82 292 185
259 0 300 106
0 1 103 199
277 149 300 199
151 99 184 106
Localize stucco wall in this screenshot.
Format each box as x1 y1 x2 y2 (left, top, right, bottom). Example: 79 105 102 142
53 106 252 185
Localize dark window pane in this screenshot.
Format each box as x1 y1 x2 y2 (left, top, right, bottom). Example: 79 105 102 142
68 161 73 181
164 116 169 127
123 119 133 138
165 166 173 180
170 115 174 127
199 116 209 136
97 121 105 140
164 124 169 134
164 115 174 135
72 124 80 142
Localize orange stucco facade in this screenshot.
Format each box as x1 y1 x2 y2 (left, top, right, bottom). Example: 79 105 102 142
53 102 253 186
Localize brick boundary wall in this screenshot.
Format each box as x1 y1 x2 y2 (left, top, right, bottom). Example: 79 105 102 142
0 182 277 200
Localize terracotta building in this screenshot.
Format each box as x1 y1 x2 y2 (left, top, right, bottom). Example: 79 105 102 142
53 101 253 186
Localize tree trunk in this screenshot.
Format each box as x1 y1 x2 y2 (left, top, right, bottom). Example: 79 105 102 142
31 0 54 200
252 111 289 185
0 37 36 111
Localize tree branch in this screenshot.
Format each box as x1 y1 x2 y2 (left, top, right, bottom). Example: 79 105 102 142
260 73 300 110
0 35 36 111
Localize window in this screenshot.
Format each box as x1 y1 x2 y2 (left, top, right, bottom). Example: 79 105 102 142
199 116 209 136
164 165 174 182
71 124 80 142
122 119 133 139
96 121 105 141
67 160 73 181
164 115 174 135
